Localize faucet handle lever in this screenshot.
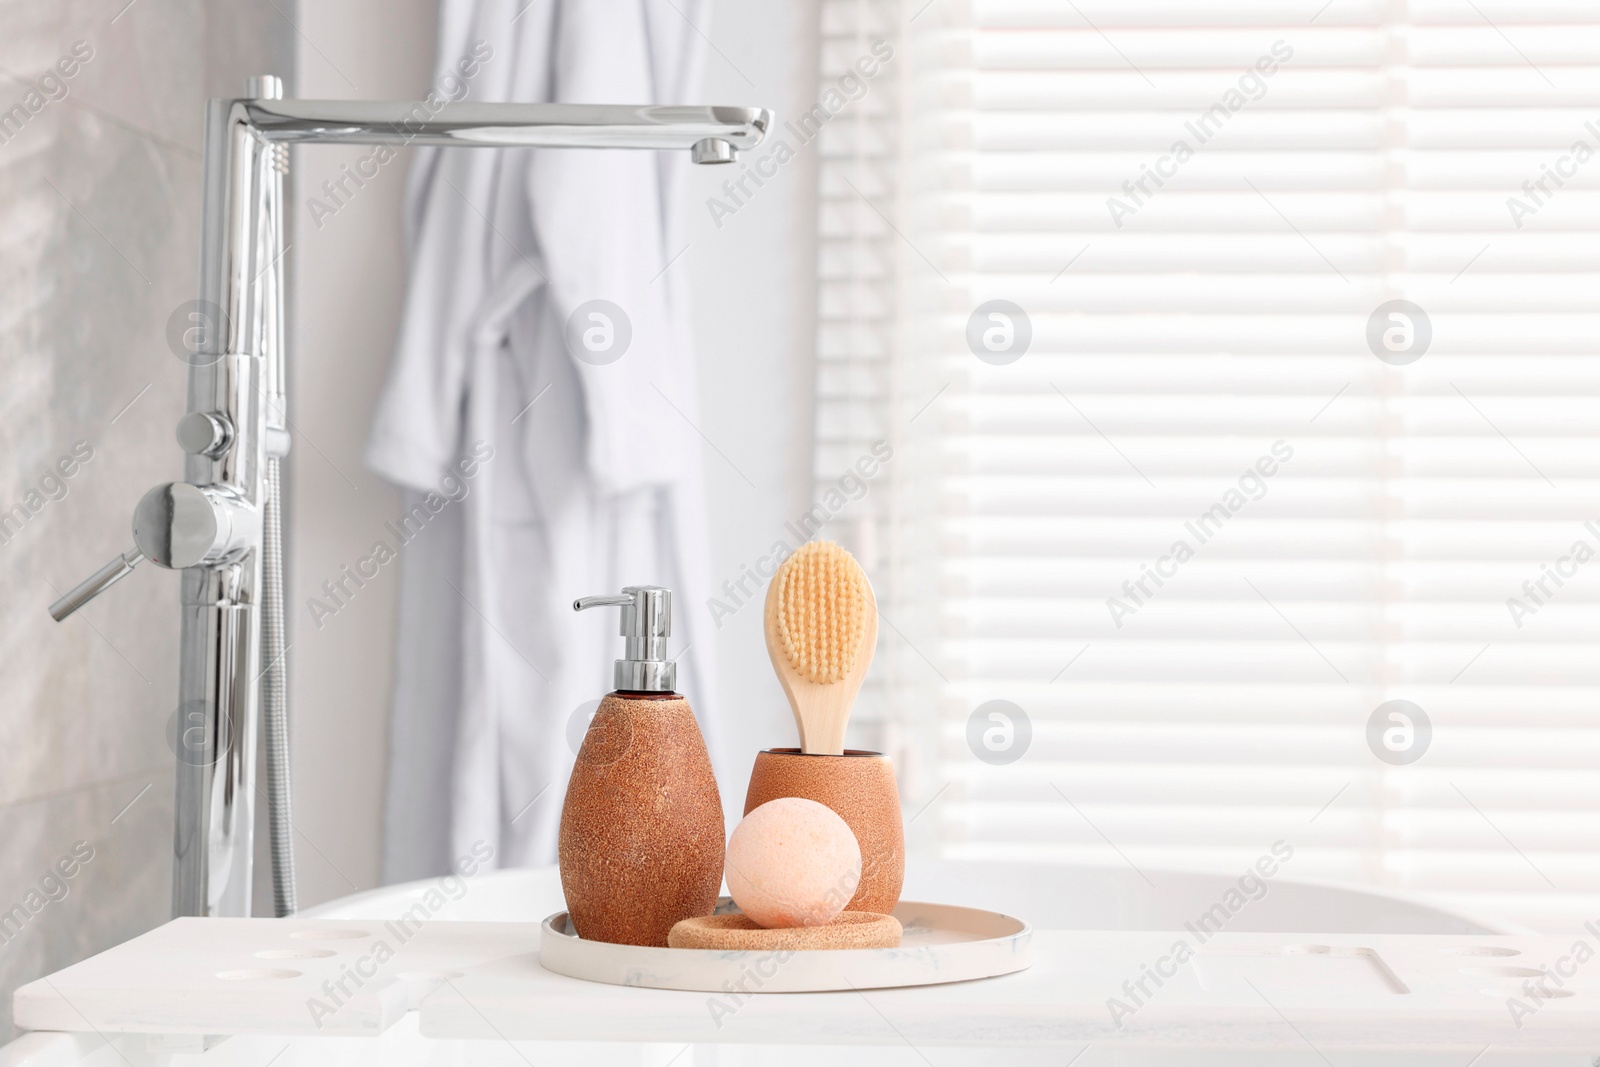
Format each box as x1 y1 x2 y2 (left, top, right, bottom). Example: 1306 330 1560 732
49 548 144 622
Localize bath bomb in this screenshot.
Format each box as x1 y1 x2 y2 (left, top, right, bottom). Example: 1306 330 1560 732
726 797 862 928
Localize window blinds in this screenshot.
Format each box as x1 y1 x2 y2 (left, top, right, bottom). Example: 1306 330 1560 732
813 0 1600 932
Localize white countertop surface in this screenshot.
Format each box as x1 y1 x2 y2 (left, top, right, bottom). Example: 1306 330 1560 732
13 916 1597 1052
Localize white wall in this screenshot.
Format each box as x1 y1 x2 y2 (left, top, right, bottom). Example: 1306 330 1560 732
287 0 819 907
286 0 434 909
681 4 823 820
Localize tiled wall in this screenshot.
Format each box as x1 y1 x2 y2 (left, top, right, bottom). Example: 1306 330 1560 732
0 0 289 1041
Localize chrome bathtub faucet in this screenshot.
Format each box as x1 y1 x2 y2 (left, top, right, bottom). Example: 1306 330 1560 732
50 75 770 919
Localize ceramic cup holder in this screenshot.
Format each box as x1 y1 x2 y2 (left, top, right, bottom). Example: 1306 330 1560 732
743 747 904 914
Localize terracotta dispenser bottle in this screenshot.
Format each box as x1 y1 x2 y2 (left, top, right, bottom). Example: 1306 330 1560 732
559 586 724 947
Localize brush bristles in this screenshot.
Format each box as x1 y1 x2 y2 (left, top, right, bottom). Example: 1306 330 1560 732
775 541 868 685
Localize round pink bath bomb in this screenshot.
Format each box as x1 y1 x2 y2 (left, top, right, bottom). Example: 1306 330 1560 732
726 797 862 928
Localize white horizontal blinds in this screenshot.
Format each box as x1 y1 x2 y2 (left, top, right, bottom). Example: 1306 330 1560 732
815 0 1600 931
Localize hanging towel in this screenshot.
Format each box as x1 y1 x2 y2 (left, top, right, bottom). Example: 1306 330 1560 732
369 0 723 880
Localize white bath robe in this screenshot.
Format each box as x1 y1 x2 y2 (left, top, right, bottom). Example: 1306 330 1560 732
368 0 722 879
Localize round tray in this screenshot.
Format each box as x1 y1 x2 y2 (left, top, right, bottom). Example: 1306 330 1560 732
538 898 1032 992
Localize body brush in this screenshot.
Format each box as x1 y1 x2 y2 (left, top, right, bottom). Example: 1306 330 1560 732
763 541 878 755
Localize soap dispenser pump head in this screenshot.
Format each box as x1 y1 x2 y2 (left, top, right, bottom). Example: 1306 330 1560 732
573 586 676 693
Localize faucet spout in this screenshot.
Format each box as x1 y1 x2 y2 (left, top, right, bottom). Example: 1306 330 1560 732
241 100 771 156
691 138 737 165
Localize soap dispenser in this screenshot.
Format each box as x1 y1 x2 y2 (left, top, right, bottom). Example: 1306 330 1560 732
559 586 724 947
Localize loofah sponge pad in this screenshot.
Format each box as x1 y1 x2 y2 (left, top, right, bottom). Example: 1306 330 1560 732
774 541 868 685
667 911 902 951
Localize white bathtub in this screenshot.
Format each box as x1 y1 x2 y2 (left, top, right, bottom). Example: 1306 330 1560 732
296 859 1515 934
0 861 1526 1066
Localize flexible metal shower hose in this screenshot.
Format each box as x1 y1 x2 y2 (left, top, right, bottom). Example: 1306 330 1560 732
262 455 297 915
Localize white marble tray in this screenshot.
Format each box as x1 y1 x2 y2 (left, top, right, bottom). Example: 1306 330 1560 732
538 898 1033 992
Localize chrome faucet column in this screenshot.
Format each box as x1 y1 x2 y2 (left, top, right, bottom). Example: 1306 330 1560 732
168 73 283 917
171 71 280 917
49 80 770 917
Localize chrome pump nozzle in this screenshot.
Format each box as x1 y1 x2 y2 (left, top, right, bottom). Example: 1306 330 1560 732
574 586 676 693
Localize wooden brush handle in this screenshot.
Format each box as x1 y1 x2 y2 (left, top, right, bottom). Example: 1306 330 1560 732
763 572 878 755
